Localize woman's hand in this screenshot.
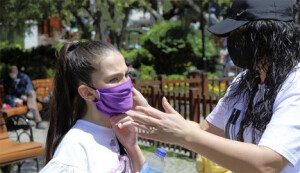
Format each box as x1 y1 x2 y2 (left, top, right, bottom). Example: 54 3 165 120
127 97 195 145
21 95 27 101
110 114 138 149
110 114 145 172
132 88 149 109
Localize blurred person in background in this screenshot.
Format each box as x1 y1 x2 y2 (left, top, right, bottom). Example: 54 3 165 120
2 65 46 129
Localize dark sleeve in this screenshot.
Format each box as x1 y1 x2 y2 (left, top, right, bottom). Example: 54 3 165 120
3 77 19 96
15 73 30 96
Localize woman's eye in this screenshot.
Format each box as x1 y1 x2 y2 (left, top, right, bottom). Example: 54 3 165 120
109 78 119 83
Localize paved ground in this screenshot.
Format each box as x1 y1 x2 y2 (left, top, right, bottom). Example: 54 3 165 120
7 121 197 173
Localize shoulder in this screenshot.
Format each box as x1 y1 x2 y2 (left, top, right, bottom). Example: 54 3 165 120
275 65 300 105
51 128 90 168
57 127 91 148
258 64 300 167
19 72 31 80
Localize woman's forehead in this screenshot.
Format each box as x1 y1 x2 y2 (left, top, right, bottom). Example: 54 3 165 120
94 52 127 74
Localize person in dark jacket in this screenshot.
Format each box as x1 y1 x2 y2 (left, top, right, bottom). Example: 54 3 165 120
3 65 46 129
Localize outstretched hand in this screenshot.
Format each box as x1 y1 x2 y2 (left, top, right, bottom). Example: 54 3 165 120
127 97 197 145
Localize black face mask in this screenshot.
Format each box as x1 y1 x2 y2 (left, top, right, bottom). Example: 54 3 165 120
227 31 256 69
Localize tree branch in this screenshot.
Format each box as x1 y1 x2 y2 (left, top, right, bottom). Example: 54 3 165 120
146 6 163 20
187 0 201 14
117 7 131 50
84 6 96 21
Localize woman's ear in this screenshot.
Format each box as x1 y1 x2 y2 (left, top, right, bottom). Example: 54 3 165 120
78 85 98 101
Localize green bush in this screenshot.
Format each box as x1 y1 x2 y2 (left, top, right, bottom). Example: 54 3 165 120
0 45 56 79
142 21 218 75
121 48 153 68
138 64 156 81
0 41 22 51
167 74 185 80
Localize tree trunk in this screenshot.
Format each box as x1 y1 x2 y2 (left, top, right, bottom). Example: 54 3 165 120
117 7 131 50
95 11 107 41
72 12 91 39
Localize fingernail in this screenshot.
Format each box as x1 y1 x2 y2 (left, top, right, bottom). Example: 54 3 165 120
117 123 122 128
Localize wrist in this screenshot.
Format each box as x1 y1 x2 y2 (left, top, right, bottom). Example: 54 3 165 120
124 144 139 154
181 121 201 146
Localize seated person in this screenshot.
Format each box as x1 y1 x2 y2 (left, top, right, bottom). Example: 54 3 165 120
126 60 140 80
2 65 46 129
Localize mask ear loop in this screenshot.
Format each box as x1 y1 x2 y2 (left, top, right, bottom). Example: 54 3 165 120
88 85 96 90
86 85 98 102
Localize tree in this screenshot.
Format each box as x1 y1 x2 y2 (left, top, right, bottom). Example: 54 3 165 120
50 0 149 49
0 0 44 43
85 0 140 49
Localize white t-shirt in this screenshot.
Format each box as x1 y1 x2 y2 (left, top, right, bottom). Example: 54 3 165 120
40 120 132 173
206 64 300 172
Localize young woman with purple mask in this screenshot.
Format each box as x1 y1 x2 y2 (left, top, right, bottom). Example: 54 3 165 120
41 41 145 172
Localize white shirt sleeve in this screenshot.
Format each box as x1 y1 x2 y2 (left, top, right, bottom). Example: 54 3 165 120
40 160 88 173
206 72 244 130
258 69 300 166
205 97 227 130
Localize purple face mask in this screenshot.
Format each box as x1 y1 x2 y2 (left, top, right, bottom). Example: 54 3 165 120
92 79 133 118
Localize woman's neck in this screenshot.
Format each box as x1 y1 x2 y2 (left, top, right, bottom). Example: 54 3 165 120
82 102 112 128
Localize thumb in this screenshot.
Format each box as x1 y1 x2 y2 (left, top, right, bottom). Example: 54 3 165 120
162 97 176 114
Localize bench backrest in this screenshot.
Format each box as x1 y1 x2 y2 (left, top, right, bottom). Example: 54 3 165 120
0 85 5 106
32 78 54 102
0 112 8 141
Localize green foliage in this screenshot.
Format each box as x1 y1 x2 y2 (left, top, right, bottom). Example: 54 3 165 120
142 21 218 75
0 41 22 50
167 74 185 80
53 41 66 51
187 32 218 59
138 64 156 81
121 48 153 67
0 0 43 26
207 72 219 79
0 45 56 79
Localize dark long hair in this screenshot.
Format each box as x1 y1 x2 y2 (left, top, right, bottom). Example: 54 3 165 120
45 41 119 164
225 20 300 143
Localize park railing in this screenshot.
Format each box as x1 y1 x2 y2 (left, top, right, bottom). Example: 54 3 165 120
132 73 234 158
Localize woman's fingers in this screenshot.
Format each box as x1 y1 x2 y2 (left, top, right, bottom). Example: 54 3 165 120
162 97 177 114
132 88 149 107
110 114 132 127
134 106 165 120
132 88 141 97
126 110 161 127
132 121 152 131
116 121 133 128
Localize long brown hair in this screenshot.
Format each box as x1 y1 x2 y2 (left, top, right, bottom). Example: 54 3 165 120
45 41 119 164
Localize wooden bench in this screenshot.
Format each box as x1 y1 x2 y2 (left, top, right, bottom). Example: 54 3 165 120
0 84 43 143
32 78 53 103
0 112 44 172
0 85 43 118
